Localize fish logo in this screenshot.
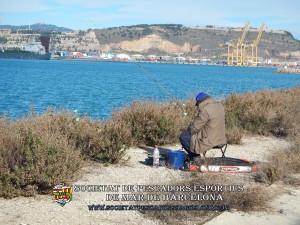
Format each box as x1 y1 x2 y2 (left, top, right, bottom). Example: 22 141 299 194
52 183 72 207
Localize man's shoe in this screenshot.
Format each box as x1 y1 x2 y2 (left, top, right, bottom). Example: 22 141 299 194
183 161 191 171
192 156 201 166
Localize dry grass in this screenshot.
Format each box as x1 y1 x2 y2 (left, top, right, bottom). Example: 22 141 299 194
252 87 300 184
255 137 300 184
141 174 270 224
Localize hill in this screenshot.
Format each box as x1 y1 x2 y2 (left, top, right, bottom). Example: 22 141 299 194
1 23 300 60
91 24 300 60
0 23 72 32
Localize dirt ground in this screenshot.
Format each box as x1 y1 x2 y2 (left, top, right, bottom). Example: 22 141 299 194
1 135 298 225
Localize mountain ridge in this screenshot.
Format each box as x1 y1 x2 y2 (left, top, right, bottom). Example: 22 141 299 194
0 23 72 32
1 23 300 60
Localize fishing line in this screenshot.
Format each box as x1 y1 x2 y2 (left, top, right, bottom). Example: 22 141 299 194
135 63 176 102
135 62 189 117
118 48 188 117
114 48 174 100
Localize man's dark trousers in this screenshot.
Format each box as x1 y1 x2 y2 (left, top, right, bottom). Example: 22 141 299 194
179 132 200 159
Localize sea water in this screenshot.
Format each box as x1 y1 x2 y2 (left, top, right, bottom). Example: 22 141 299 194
0 59 300 119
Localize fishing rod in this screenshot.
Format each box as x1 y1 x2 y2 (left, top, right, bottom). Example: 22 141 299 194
134 61 188 116
135 63 176 102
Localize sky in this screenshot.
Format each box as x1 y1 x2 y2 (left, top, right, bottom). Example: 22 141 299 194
0 0 300 40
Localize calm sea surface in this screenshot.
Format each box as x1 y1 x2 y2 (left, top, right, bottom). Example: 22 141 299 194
1 59 300 119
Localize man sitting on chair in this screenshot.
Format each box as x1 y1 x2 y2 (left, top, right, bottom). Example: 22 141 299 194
180 92 226 163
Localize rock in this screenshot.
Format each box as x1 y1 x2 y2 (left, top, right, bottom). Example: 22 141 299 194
275 68 300 74
279 209 284 214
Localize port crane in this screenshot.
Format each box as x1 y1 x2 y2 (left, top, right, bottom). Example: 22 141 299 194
236 20 250 65
243 23 265 66
224 20 250 66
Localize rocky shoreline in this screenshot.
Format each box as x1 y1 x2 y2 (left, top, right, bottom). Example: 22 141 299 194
275 67 300 74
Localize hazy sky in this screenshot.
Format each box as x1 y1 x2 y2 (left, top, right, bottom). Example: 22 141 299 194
1 0 300 40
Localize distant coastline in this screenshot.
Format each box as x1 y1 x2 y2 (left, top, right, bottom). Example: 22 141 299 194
53 57 293 69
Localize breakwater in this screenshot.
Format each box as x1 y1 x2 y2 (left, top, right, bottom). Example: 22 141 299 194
276 67 300 74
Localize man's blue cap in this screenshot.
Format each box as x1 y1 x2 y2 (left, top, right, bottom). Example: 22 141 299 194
195 92 209 105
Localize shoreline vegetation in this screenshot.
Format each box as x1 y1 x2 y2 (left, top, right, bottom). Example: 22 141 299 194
1 86 300 204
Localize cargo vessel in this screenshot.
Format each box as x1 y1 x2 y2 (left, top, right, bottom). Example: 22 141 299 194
0 36 51 60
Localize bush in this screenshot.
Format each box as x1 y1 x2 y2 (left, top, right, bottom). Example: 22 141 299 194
92 118 131 164
113 100 195 146
225 126 244 144
0 108 132 198
0 113 82 198
224 86 300 143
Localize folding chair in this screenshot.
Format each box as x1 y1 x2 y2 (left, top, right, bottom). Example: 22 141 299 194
203 144 227 158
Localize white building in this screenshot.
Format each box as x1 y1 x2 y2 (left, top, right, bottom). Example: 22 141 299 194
146 55 157 61
115 53 131 61
174 56 186 63
100 52 115 59
131 54 145 61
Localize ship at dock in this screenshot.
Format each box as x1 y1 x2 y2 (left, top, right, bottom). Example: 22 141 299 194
0 36 51 60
